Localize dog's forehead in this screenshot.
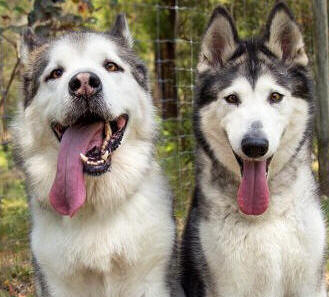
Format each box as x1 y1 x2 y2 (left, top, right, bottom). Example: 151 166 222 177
234 60 290 92
254 74 287 93
226 76 252 93
230 73 287 93
48 33 124 65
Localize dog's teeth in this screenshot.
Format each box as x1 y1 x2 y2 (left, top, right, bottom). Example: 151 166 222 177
85 159 105 166
101 151 109 161
80 153 88 162
101 141 108 152
105 122 112 141
101 123 112 152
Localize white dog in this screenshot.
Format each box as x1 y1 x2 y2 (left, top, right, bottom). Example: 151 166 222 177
13 15 178 297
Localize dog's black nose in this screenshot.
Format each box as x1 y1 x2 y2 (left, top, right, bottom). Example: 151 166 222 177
69 72 102 97
241 136 269 158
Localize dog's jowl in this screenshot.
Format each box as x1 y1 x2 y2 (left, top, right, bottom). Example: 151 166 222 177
181 2 326 297
13 15 178 297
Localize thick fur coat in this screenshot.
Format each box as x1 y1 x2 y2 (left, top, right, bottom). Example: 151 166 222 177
13 15 178 297
181 3 327 297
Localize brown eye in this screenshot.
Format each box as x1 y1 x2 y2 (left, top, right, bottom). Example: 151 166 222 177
48 68 63 80
269 92 283 103
225 94 240 105
104 62 119 72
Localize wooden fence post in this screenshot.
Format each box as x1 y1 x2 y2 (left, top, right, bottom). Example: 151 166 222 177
313 0 329 196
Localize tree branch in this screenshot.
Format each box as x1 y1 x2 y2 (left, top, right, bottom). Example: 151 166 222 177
0 57 20 109
0 33 20 109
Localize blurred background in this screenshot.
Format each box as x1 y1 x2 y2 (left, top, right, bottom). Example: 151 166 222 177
0 0 328 296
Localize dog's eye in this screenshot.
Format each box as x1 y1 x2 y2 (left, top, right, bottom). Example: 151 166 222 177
269 92 284 103
225 94 240 105
104 62 120 72
48 68 64 80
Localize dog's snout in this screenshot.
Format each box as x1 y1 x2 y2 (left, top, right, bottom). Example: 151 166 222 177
69 72 102 97
241 136 269 158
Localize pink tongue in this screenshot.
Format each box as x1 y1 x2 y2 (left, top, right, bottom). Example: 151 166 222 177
49 122 104 217
237 160 269 216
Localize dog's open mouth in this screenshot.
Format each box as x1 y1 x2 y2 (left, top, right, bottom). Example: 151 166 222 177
233 153 272 177
233 152 273 216
49 114 128 217
51 114 128 176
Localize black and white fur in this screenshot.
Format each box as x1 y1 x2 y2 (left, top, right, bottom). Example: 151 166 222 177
181 3 327 297
13 15 179 297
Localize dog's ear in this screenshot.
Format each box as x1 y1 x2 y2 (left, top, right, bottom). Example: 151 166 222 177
110 14 133 48
264 2 308 66
20 28 45 65
197 6 239 72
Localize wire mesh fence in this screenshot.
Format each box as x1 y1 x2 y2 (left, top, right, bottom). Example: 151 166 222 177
0 0 315 220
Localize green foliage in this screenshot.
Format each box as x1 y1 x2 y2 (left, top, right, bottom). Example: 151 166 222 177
0 1 9 10
0 146 32 296
157 116 194 219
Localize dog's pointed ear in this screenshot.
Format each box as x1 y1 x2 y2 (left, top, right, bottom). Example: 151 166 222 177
110 14 133 48
198 6 239 72
264 2 308 66
20 28 45 65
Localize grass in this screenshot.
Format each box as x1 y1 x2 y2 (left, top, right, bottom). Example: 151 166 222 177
0 145 34 297
0 144 328 296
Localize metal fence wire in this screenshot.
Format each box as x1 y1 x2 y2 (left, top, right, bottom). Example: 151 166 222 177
0 0 315 219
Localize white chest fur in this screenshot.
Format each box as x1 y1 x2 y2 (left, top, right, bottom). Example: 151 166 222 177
199 163 326 297
30 168 175 297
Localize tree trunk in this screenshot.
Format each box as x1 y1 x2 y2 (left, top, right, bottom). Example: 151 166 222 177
157 0 178 120
0 37 5 143
313 0 329 196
